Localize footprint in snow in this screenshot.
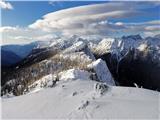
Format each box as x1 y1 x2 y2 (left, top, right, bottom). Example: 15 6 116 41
72 91 78 96
78 100 89 110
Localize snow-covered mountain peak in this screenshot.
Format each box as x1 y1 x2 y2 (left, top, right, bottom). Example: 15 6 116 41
146 35 160 47
49 35 89 51
62 41 86 53
154 34 160 39
71 41 86 50
94 38 118 55
122 34 142 41
62 40 95 60
99 38 115 48
137 43 148 51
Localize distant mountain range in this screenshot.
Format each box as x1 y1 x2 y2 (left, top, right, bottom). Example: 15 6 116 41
1 34 160 96
1 40 54 66
1 50 21 66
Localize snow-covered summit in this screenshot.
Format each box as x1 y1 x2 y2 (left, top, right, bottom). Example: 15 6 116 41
94 38 120 55
2 71 159 119
63 41 87 53
88 59 115 85
94 35 142 56
122 34 142 41
94 34 159 58
49 35 89 50
63 41 95 60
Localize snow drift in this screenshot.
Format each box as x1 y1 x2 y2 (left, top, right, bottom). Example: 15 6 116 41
2 76 159 119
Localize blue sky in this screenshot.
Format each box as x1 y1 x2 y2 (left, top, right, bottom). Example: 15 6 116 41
0 1 160 45
2 1 107 26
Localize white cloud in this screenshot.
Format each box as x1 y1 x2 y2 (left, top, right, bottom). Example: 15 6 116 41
0 26 58 45
0 26 17 32
115 22 124 26
1 2 160 45
0 1 13 10
48 1 56 6
143 31 160 37
29 2 144 36
144 26 160 31
34 34 58 41
124 20 160 32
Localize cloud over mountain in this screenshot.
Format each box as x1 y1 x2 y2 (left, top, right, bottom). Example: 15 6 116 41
1 2 160 45
29 3 143 36
29 2 160 37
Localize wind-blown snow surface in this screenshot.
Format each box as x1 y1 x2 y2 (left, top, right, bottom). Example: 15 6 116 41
2 73 159 119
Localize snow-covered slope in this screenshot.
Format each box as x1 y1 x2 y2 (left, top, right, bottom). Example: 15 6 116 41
58 69 91 81
2 34 160 119
63 41 95 60
94 38 119 55
2 73 159 119
50 35 89 50
94 34 160 56
94 35 142 56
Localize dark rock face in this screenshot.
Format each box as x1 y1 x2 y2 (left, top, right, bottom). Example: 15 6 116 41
95 49 160 91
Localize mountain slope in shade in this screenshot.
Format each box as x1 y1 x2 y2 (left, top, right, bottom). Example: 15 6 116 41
2 44 36 58
1 50 22 66
93 34 160 90
1 40 53 59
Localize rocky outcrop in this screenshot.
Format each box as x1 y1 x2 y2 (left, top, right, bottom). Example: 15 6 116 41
88 59 115 86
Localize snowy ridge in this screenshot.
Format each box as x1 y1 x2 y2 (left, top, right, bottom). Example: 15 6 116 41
94 35 143 56
49 35 89 50
63 41 87 54
25 34 160 60
92 34 160 65
25 74 56 94
19 58 114 95
63 41 95 60
58 69 91 81
61 52 93 63
2 75 159 119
